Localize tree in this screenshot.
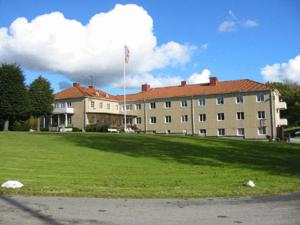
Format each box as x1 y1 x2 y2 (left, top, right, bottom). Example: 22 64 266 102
270 81 300 126
29 76 54 131
0 64 30 131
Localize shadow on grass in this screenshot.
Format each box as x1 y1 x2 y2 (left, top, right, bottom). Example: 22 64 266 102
43 133 300 176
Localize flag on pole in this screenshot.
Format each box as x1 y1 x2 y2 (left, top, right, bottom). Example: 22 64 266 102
124 45 130 64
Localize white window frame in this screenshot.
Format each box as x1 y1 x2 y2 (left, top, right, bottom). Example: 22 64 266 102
217 113 225 121
107 103 110 110
149 102 156 109
198 98 206 107
199 129 206 136
136 117 142 124
165 115 172 123
237 128 245 136
199 114 206 122
216 97 224 105
236 95 244 104
136 104 141 110
165 101 171 108
91 101 95 108
218 128 225 136
256 93 265 102
150 116 156 124
181 115 188 123
257 111 265 119
236 112 245 120
99 102 103 109
258 127 266 135
181 100 188 107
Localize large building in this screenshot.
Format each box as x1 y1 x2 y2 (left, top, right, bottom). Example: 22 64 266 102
52 77 287 139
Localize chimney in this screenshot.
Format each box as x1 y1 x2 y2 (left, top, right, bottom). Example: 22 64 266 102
181 81 187 86
141 84 150 92
73 82 80 87
88 85 95 89
209 77 218 86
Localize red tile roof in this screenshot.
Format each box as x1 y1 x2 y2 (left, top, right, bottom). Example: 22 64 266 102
115 79 270 101
54 85 117 100
54 79 269 101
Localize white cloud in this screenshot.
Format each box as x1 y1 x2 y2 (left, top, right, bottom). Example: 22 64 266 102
218 20 236 32
243 19 259 28
218 10 259 33
188 69 211 84
0 4 195 87
261 55 300 83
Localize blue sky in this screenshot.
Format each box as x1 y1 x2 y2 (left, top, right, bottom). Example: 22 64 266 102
0 0 299 94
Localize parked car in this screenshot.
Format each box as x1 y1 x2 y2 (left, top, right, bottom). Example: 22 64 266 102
295 130 300 136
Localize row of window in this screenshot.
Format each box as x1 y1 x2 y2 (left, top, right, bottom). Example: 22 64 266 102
124 93 266 111
54 102 72 108
91 101 118 111
139 111 266 124
163 127 266 136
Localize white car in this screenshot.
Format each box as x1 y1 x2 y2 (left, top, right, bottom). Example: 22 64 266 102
295 130 300 135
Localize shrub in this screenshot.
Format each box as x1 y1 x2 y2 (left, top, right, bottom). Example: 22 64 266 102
11 120 31 131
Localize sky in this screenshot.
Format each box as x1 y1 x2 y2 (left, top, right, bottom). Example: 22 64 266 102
0 0 299 94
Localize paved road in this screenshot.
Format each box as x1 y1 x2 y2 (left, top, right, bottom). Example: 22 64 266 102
0 193 299 225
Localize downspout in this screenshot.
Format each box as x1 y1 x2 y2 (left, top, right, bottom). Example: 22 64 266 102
83 97 87 132
191 96 195 135
143 99 147 133
269 90 275 139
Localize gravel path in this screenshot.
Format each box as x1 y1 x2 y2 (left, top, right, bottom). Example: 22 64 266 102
0 193 299 225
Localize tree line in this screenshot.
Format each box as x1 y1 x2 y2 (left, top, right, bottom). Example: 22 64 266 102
0 64 54 131
269 81 300 127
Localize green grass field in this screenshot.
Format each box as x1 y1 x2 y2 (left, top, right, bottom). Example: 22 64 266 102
0 132 299 198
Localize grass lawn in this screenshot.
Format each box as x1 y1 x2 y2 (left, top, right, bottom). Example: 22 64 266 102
0 132 299 198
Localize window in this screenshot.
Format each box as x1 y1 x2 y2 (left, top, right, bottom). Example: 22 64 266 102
199 114 206 122
237 112 245 120
61 103 65 108
217 113 225 121
116 105 118 111
55 103 59 108
216 97 224 105
91 101 95 108
165 101 171 108
165 115 172 123
99 102 103 109
150 102 156 109
107 103 110 110
257 111 265 119
258 127 266 135
198 98 206 107
236 95 243 104
136 104 141 110
181 100 188 107
150 116 156 124
166 130 171 134
136 117 142 124
199 129 206 136
257 93 265 102
181 115 188 123
237 128 245 136
67 102 72 107
218 128 225 136
125 104 133 111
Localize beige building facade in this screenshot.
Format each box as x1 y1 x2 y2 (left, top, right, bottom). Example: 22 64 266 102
53 78 287 139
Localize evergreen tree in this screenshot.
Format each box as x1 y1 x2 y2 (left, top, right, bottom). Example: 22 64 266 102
0 64 30 131
29 76 54 131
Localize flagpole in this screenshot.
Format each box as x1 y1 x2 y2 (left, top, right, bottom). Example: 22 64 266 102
123 52 127 133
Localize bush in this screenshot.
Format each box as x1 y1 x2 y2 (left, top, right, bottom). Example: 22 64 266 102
72 127 81 132
11 120 31 131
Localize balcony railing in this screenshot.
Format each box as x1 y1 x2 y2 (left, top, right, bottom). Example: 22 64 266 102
277 101 287 110
53 107 74 114
278 118 288 126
